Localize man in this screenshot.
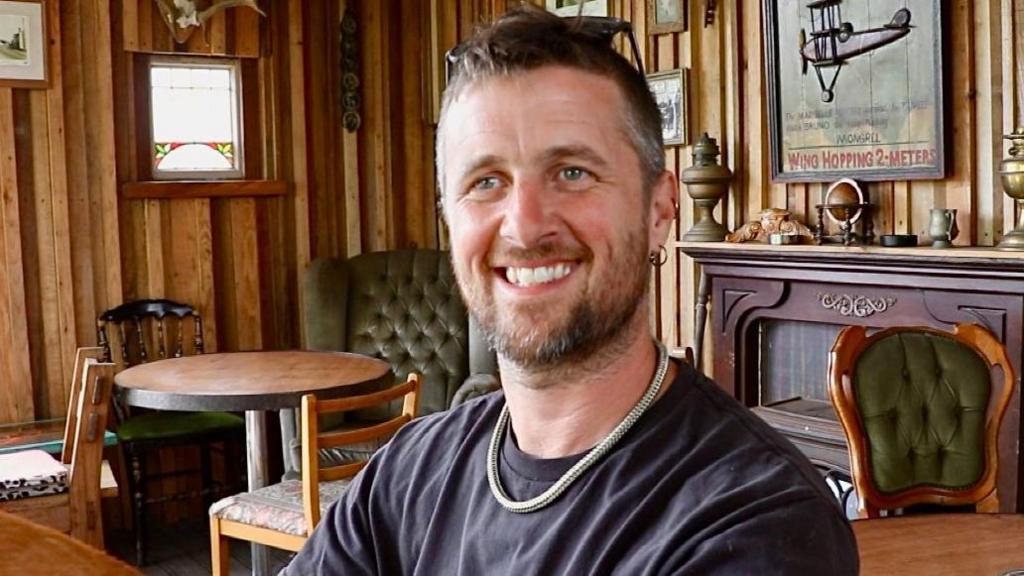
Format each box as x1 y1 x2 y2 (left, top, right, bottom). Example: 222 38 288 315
285 6 857 574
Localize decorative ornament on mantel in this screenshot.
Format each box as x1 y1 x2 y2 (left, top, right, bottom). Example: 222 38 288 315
680 133 732 242
153 0 267 45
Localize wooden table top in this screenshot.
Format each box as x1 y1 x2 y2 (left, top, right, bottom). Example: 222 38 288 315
115 350 391 411
853 513 1024 575
0 510 141 575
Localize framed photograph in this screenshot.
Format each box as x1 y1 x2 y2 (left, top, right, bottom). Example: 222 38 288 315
545 0 609 18
763 0 944 182
647 0 687 35
0 0 46 88
647 69 687 146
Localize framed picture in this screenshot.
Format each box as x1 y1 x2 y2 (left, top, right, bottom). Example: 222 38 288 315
647 69 687 146
0 0 47 88
647 0 687 35
763 0 944 182
545 0 609 18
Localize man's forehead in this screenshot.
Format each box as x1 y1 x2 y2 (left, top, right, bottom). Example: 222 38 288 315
441 66 632 161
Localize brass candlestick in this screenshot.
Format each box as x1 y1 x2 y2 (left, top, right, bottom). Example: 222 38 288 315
998 129 1024 251
680 133 732 242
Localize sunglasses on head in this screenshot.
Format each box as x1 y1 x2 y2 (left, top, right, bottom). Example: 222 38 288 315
444 16 645 83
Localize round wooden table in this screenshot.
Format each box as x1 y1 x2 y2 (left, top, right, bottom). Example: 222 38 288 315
853 513 1024 575
0 509 141 575
115 350 390 576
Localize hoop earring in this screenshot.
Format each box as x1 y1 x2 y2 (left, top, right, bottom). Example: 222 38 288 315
648 245 668 267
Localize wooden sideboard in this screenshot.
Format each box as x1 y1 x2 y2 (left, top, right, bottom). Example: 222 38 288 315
680 242 1024 512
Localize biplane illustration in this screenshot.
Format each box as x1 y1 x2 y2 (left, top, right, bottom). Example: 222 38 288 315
799 0 912 103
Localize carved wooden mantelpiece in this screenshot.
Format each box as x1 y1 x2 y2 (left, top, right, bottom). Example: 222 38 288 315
680 242 1024 513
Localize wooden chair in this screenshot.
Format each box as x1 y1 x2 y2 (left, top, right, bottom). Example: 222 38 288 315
828 323 1015 518
0 350 116 549
209 374 421 575
98 299 245 566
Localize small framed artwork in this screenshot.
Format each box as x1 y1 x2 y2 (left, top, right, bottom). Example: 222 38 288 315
545 0 609 18
0 0 47 88
647 0 687 35
647 69 687 146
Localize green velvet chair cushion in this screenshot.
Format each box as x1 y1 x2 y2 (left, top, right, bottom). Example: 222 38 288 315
116 411 244 443
854 331 990 494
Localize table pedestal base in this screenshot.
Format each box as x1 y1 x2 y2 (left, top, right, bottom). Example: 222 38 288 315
246 410 269 576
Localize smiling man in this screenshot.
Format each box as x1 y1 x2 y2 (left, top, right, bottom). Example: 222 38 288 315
284 6 857 575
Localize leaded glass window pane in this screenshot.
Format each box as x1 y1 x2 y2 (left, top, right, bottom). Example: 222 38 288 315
149 60 243 179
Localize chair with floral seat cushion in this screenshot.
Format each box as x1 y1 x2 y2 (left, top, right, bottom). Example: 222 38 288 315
828 323 1015 518
0 351 115 549
208 373 421 574
98 299 245 566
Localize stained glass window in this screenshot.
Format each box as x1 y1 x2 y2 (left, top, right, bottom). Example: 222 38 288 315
150 60 243 179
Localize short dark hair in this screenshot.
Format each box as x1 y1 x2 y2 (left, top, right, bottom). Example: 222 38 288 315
436 5 665 195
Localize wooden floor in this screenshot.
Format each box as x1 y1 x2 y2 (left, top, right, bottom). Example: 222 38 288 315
108 520 294 576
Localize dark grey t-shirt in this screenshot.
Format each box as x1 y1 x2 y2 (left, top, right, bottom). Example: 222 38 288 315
284 362 858 575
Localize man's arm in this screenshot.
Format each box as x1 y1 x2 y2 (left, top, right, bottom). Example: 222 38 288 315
665 494 859 576
280 455 388 576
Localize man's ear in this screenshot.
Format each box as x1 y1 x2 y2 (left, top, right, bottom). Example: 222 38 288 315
648 170 679 250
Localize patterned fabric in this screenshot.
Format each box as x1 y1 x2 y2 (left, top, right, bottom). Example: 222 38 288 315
209 479 351 536
0 449 68 502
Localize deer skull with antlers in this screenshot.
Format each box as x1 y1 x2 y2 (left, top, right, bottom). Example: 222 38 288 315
154 0 266 44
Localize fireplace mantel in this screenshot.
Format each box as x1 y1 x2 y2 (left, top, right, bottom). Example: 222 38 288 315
680 242 1024 512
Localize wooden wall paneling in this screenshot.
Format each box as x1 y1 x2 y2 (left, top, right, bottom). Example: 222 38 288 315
872 182 896 236
213 199 262 351
40 0 77 420
943 0 977 246
23 88 67 420
740 2 768 221
0 89 35 423
288 0 312 335
122 0 138 51
61 0 101 346
83 0 124 314
206 8 229 54
360 0 392 251
976 0 1007 246
306 0 336 258
399 0 428 248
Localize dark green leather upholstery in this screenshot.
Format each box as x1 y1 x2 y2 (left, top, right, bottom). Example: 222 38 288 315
303 249 480 418
854 331 990 494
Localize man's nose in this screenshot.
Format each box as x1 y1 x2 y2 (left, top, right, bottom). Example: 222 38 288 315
499 178 557 248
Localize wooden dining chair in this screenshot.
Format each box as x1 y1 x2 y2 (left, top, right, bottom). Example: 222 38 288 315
208 373 421 575
98 299 245 566
0 350 116 549
828 323 1015 518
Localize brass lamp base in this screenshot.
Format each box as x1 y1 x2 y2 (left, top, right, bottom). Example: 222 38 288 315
996 226 1024 251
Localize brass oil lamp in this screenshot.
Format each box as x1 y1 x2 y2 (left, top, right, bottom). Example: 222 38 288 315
680 133 732 242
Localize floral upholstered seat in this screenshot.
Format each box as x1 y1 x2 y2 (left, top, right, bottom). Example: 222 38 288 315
209 478 350 536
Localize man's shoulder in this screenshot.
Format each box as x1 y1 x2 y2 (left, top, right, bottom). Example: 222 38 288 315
663 365 844 514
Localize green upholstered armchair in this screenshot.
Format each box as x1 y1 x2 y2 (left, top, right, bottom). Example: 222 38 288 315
291 249 498 472
828 323 1015 518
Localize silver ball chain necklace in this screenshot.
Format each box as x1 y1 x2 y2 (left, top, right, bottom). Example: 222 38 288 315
486 341 670 514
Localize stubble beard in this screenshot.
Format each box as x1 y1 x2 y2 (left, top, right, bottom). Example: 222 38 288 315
460 229 651 375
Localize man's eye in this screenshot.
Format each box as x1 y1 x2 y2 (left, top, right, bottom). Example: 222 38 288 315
559 167 589 182
472 176 500 191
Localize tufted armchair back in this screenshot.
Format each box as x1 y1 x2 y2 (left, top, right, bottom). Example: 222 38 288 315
303 249 496 419
828 323 1015 518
